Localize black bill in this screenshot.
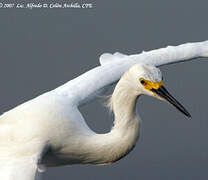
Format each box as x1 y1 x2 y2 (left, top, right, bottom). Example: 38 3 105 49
151 86 191 118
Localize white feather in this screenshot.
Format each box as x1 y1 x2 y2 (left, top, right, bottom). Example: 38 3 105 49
0 40 208 179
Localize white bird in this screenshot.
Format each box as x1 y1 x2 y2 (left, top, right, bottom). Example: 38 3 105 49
0 41 208 180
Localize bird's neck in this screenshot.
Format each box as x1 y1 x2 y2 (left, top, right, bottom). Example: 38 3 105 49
83 77 141 164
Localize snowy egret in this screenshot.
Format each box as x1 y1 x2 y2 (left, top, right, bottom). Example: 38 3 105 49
0 41 208 180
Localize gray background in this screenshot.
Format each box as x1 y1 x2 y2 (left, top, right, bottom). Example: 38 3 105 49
0 0 208 179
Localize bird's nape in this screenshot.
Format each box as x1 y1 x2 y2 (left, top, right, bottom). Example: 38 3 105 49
151 85 191 118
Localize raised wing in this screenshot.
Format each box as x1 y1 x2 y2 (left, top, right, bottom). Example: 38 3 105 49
126 40 208 67
52 40 208 106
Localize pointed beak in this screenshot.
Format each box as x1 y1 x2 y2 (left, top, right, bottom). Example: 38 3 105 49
151 86 191 118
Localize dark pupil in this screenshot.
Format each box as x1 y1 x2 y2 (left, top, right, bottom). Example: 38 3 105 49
140 80 145 84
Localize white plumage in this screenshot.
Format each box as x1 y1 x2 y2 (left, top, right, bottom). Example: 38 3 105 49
0 41 208 180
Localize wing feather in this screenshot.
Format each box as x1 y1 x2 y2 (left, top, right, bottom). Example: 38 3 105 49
51 40 208 106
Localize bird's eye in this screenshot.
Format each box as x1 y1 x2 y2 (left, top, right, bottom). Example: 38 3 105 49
140 80 146 85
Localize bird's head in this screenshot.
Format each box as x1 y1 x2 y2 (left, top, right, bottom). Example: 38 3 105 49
127 63 191 117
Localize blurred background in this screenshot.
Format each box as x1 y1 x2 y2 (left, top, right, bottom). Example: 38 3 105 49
0 0 208 179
